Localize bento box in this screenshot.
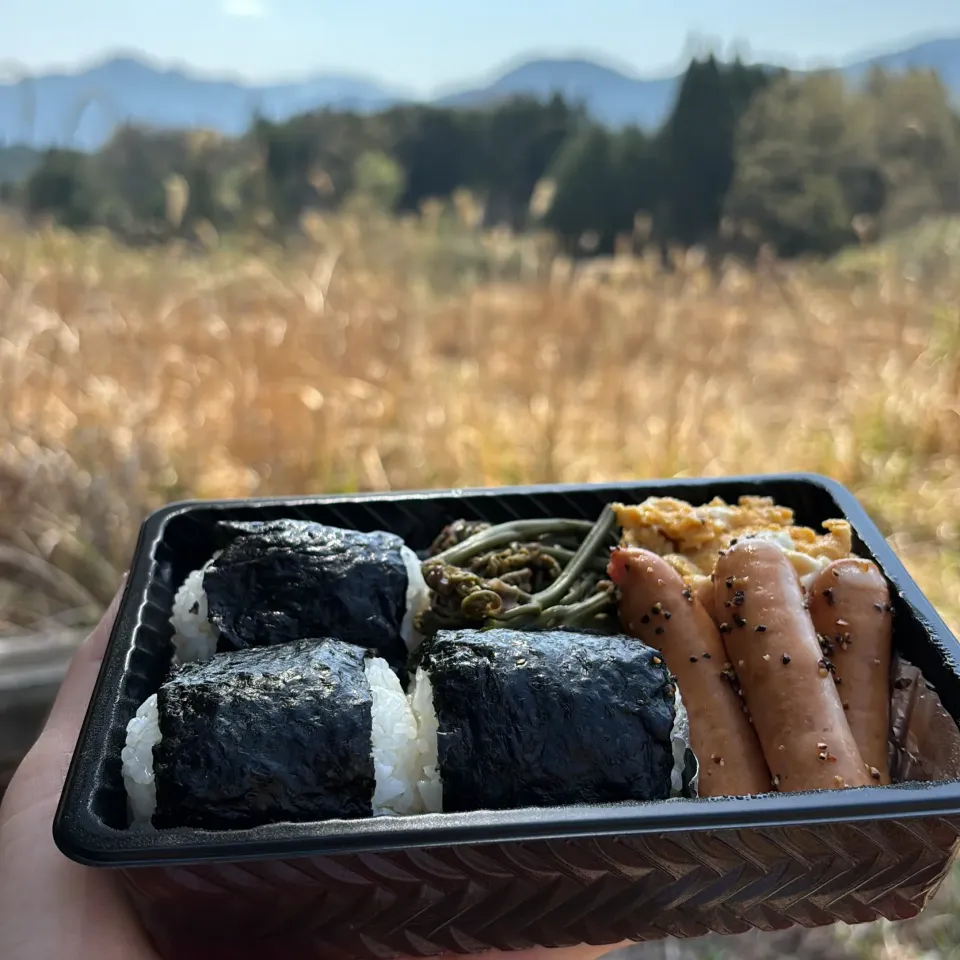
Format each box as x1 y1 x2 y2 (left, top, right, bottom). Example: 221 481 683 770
54 473 960 960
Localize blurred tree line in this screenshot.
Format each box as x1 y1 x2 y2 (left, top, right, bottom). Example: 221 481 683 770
8 55 960 259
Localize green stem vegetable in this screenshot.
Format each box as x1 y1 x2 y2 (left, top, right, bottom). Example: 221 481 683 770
419 508 618 635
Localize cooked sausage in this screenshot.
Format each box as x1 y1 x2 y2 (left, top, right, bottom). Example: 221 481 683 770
808 559 892 784
693 576 718 625
609 548 772 797
713 540 872 792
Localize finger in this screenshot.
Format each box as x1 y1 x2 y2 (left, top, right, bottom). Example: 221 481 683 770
0 577 128 822
44 575 127 741
491 943 632 960
173 939 637 960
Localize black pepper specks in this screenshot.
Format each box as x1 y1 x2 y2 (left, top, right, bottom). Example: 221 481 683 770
689 655 698 663
640 614 650 625
781 653 792 665
655 626 666 635
663 610 671 620
725 576 735 589
732 590 745 607
719 622 731 634
733 614 747 628
651 603 662 615
755 624 767 633
823 588 835 605
681 588 693 601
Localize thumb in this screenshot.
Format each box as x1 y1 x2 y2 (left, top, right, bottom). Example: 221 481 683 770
43 576 127 752
0 576 127 823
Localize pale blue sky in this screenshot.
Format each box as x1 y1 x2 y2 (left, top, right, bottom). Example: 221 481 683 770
6 0 960 94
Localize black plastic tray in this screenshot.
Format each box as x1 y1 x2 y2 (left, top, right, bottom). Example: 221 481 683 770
52 474 960 959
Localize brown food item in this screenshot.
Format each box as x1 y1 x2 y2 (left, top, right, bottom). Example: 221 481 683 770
713 540 873 792
808 559 893 784
890 657 960 783
609 548 772 797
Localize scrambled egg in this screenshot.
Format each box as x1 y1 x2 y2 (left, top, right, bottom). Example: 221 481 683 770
614 495 853 590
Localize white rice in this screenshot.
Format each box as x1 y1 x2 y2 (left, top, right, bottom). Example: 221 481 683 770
121 657 433 828
408 668 443 814
169 542 428 664
400 546 431 653
121 694 161 828
669 686 697 798
169 557 219 664
406 666 694 807
365 657 424 816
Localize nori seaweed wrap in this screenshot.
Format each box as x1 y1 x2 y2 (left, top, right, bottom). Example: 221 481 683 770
154 639 374 829
409 628 691 814
190 519 428 665
121 638 424 831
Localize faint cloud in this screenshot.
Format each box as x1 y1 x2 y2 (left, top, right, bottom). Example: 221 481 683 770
221 0 269 18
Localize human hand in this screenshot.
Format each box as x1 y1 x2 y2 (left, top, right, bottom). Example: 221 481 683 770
0 581 632 960
0 580 159 960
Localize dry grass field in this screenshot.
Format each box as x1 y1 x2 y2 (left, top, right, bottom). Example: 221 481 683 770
1 206 959 958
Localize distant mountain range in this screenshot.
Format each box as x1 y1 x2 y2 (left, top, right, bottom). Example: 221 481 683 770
0 57 403 154
2 36 960 155
435 58 680 130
